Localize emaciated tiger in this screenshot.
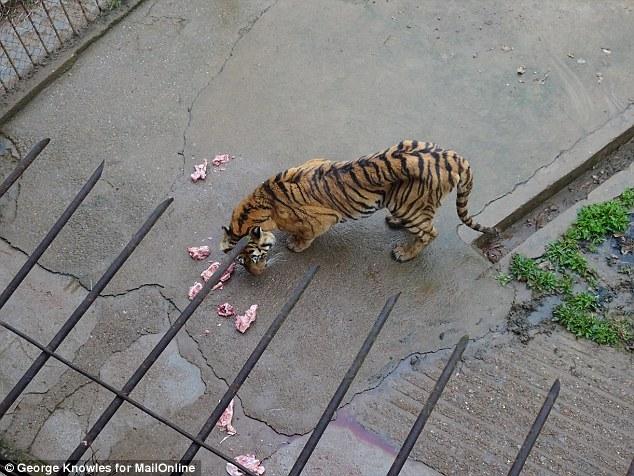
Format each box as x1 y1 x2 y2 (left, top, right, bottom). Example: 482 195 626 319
220 140 495 275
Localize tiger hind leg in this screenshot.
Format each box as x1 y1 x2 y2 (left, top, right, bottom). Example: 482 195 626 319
392 220 438 262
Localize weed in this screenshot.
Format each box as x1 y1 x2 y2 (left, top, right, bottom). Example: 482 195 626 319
544 238 596 283
553 292 622 346
495 273 512 286
108 0 122 9
618 187 634 208
509 254 569 294
566 189 633 245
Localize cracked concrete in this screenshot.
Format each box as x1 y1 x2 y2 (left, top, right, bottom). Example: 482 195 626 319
1 0 634 474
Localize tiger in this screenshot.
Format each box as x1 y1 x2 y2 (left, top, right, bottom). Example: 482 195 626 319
220 140 495 275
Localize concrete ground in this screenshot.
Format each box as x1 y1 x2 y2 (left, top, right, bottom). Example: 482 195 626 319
0 0 633 474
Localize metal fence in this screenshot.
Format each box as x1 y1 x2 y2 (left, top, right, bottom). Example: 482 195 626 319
0 0 112 94
2 139 630 475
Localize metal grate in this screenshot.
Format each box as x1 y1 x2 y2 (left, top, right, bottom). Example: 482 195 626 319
0 1 104 93
2 139 630 475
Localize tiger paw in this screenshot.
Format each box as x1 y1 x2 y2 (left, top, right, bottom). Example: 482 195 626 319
287 236 312 252
385 216 404 229
391 243 422 262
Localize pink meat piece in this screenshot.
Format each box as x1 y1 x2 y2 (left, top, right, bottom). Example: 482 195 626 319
216 399 237 435
201 261 221 282
217 303 236 318
235 304 258 333
188 282 203 300
226 455 265 476
212 262 237 290
212 153 234 167
190 159 208 182
187 245 210 260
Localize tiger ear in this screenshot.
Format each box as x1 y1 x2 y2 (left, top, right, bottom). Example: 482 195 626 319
250 226 262 240
222 225 230 235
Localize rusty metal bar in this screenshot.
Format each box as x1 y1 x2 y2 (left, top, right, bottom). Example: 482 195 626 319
0 319 259 476
0 38 22 80
40 0 63 45
386 335 469 476
58 0 78 35
8 17 36 66
21 1 51 56
0 161 103 312
59 236 249 473
507 379 560 476
288 293 400 476
0 197 171 419
0 138 50 199
172 265 320 474
76 0 90 23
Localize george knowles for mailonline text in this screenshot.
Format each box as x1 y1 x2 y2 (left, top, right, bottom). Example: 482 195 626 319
8 462 199 475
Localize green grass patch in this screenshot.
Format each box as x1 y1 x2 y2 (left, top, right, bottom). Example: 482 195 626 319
565 187 633 245
544 237 595 282
553 292 626 346
509 254 571 294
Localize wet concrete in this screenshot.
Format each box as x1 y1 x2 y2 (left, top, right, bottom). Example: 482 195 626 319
1 0 633 474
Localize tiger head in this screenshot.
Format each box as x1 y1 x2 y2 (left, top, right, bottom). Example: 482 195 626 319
220 225 276 275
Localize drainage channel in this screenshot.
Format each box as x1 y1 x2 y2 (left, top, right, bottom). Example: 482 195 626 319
477 130 634 263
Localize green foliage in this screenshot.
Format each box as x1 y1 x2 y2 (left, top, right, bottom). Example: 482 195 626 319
495 272 512 286
565 192 631 245
618 187 634 208
509 254 570 294
553 293 622 346
544 238 595 283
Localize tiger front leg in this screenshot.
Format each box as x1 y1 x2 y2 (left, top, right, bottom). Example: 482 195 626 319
287 233 315 252
392 221 438 262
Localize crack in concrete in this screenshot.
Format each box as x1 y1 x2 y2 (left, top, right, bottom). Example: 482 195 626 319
470 103 634 221
182 324 304 439
172 0 279 192
0 234 168 299
25 378 94 453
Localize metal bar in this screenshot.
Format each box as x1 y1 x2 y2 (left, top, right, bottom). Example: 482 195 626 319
0 319 259 476
0 161 103 312
40 0 63 45
288 293 400 476
76 0 90 23
8 17 36 66
0 197 171 418
58 0 78 36
0 38 22 80
21 1 51 56
0 138 50 199
386 335 469 476
173 265 320 474
507 379 560 476
59 236 250 473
